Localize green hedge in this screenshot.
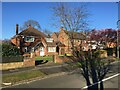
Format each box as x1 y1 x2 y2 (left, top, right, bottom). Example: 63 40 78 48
104 47 118 57
2 42 21 57
2 56 24 63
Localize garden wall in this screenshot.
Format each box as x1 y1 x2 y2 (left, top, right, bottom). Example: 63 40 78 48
23 57 35 67
54 55 71 63
1 55 35 70
0 62 24 70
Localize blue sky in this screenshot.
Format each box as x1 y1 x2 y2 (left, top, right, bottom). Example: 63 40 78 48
2 2 118 40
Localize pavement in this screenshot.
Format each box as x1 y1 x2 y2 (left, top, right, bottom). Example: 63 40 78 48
2 60 120 89
2 62 68 75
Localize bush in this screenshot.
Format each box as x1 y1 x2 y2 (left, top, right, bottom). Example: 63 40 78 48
104 48 114 56
2 56 23 63
113 47 120 58
2 42 21 57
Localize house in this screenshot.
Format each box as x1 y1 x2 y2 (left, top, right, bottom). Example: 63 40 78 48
52 27 86 55
11 24 57 57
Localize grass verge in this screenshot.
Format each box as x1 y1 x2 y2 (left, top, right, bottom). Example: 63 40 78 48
2 70 46 84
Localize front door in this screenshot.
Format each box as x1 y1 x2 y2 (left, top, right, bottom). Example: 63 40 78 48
61 48 65 55
40 47 44 56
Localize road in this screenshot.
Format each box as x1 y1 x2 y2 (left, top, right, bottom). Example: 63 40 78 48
3 61 120 89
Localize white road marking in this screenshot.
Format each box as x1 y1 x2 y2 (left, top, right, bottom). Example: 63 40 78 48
82 73 120 89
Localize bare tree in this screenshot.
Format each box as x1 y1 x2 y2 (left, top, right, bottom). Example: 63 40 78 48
51 3 89 32
20 19 41 31
51 3 111 90
43 29 53 35
20 19 53 36
71 49 111 90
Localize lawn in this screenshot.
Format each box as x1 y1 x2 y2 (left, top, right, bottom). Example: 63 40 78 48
2 70 46 84
35 56 53 61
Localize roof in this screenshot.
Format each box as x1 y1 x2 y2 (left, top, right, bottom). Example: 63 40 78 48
31 39 41 47
64 30 86 40
46 42 56 47
54 32 59 37
18 26 47 38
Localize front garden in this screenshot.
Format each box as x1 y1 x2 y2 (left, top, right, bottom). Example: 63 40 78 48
35 55 54 61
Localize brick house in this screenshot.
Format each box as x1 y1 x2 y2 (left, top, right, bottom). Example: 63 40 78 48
11 24 57 57
52 27 86 55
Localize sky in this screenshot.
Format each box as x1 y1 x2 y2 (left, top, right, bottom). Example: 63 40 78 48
1 2 118 40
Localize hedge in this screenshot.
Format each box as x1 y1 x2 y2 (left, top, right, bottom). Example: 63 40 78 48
2 42 21 57
2 56 24 63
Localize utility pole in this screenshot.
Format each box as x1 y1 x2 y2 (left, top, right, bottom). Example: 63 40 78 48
117 1 120 58
117 20 120 58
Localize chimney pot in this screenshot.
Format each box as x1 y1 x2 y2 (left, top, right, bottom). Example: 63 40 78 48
28 24 31 27
60 27 64 31
16 24 19 35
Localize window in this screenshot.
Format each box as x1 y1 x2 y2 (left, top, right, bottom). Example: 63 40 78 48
48 47 56 52
31 47 34 52
24 47 28 52
45 38 53 42
40 47 44 52
24 36 34 42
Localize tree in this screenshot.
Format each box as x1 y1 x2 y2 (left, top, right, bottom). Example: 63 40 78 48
89 29 119 48
20 19 52 35
51 3 111 90
43 29 53 35
70 49 111 90
20 19 41 31
89 29 117 43
51 3 89 32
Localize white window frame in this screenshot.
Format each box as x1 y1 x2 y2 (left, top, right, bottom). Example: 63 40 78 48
45 38 53 42
48 47 56 52
31 47 34 52
24 36 35 42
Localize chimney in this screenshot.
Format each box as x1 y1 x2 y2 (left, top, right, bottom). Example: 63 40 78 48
16 24 19 35
28 24 31 28
60 27 64 31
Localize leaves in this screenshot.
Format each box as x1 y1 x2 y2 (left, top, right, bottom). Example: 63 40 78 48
89 29 117 43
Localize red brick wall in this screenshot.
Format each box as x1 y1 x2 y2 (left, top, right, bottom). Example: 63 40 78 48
23 54 35 67
52 33 59 42
58 30 72 54
54 55 70 63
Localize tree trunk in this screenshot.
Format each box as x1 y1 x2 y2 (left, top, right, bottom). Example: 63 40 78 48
90 83 99 90
100 81 104 90
86 80 92 90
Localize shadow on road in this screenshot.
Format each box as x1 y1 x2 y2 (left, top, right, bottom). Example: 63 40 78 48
35 60 48 65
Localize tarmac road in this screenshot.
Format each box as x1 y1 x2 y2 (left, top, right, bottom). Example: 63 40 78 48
4 61 120 89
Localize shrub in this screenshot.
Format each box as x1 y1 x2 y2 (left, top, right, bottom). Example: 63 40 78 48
104 48 114 56
2 42 21 57
2 56 23 63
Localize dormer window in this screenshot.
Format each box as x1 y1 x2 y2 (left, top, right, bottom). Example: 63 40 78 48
24 36 34 42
